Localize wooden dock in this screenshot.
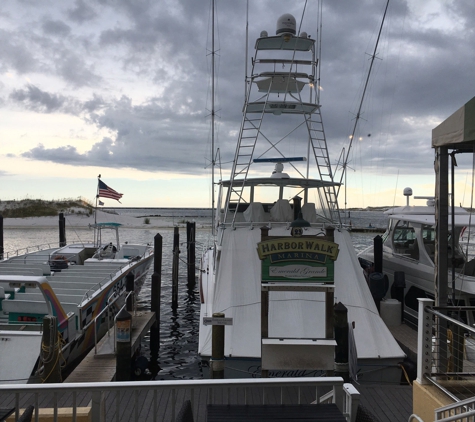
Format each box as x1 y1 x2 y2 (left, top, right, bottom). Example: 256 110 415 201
65 311 156 383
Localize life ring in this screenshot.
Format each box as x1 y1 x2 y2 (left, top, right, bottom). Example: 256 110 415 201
50 255 69 270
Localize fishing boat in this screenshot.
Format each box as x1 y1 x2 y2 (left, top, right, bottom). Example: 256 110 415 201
0 185 154 384
359 187 475 326
198 6 405 382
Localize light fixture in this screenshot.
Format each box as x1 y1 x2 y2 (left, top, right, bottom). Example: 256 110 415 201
290 212 310 228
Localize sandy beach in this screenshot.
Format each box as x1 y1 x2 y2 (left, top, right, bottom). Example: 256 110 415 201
1 210 195 229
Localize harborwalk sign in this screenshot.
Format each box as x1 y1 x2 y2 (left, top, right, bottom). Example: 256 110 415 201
257 237 339 283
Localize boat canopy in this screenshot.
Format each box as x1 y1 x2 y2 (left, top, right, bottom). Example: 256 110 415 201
432 96 475 148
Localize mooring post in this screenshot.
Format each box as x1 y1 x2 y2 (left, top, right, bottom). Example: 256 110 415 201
374 235 383 273
59 212 66 247
41 315 62 383
186 222 196 287
211 312 225 379
150 234 162 361
0 215 3 260
115 307 132 381
334 302 350 382
172 226 180 308
125 272 135 312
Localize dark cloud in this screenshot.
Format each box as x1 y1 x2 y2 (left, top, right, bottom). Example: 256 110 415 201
10 85 71 113
0 29 37 74
67 0 97 23
42 20 71 37
3 0 475 182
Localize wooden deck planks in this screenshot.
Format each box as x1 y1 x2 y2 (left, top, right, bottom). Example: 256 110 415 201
65 312 155 383
0 382 413 422
356 384 413 422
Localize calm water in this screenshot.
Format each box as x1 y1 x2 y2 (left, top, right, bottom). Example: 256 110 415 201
2 208 387 380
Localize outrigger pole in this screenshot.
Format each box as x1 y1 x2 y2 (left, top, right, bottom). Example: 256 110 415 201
335 0 390 205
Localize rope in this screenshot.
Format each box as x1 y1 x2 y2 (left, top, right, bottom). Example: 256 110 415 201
399 363 412 386
39 328 65 383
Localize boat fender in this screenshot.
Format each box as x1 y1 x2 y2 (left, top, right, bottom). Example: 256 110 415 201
369 272 389 301
133 356 150 377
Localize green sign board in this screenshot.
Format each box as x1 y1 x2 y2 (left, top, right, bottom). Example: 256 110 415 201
257 238 339 283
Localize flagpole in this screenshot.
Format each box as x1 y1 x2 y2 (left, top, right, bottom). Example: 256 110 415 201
95 175 101 245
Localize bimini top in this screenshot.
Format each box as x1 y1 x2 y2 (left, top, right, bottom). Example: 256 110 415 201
221 177 340 189
89 222 122 228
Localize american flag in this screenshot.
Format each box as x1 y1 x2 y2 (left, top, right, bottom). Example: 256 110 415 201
98 180 123 202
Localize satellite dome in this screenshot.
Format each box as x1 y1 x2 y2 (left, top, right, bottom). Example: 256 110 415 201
276 14 296 35
403 187 413 197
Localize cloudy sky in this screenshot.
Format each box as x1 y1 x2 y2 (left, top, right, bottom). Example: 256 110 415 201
1 0 474 208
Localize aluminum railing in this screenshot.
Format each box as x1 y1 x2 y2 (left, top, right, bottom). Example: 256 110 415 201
0 377 358 422
435 396 475 421
417 297 475 416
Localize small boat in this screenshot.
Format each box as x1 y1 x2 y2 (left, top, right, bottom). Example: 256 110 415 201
0 193 154 384
199 6 404 382
359 187 475 326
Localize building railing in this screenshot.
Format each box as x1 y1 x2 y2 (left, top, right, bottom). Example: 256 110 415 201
435 395 475 421
417 298 475 418
0 377 359 422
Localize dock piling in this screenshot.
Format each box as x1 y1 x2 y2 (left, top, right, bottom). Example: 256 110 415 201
59 212 66 247
115 308 132 381
334 302 350 382
0 215 3 260
41 315 62 383
186 222 196 287
172 227 179 308
373 235 383 273
126 273 135 312
211 313 225 379
150 234 162 361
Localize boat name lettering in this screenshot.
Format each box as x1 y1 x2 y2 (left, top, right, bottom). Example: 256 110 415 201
257 239 339 261
269 265 327 278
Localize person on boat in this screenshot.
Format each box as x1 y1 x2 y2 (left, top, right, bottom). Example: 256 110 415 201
100 242 117 258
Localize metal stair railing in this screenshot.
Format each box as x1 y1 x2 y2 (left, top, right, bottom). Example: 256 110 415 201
223 65 273 227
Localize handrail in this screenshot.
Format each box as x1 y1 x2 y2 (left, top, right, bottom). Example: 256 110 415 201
5 239 96 260
92 290 124 354
425 306 475 336
0 377 351 422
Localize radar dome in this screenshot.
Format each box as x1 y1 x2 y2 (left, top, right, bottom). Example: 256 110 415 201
403 187 413 197
276 14 296 35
